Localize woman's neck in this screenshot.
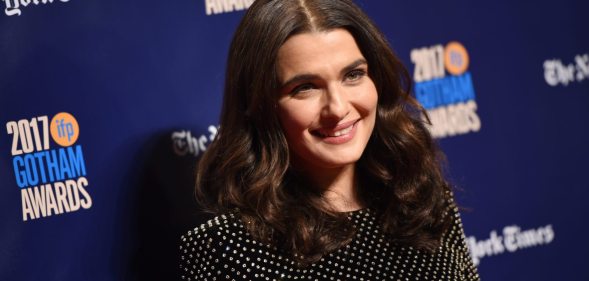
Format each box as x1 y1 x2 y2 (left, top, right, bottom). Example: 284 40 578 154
303 164 363 212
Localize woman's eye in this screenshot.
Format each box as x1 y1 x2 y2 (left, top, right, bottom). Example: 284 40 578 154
345 69 366 82
291 83 315 94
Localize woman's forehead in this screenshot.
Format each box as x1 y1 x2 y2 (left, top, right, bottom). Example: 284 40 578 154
276 29 365 82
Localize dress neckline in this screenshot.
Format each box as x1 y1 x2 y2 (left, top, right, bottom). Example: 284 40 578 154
344 207 369 216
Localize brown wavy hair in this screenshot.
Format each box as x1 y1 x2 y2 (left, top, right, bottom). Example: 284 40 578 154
196 0 451 265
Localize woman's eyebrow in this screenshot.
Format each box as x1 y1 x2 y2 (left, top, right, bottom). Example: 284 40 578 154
340 58 368 76
281 74 319 89
280 58 368 89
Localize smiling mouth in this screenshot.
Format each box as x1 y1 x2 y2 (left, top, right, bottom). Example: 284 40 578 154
311 119 359 138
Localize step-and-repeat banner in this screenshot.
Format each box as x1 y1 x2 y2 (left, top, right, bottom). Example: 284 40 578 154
1 0 587 280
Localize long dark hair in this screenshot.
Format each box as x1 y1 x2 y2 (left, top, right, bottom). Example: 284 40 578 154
196 0 451 265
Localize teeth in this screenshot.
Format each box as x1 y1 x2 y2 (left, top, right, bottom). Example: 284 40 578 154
333 125 353 137
315 124 353 137
313 123 356 138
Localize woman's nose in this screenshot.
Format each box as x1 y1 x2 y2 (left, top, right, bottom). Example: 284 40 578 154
321 85 349 121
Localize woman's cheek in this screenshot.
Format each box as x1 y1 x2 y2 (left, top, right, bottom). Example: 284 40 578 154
279 102 314 136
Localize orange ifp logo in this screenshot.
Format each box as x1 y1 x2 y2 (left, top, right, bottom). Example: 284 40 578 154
50 112 79 147
444 41 470 76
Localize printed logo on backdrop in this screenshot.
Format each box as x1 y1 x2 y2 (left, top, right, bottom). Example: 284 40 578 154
2 0 72 17
172 125 219 157
544 53 589 86
410 41 481 138
5 112 92 221
467 224 554 265
204 0 253 15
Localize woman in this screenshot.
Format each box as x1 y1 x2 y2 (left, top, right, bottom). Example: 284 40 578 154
180 0 480 280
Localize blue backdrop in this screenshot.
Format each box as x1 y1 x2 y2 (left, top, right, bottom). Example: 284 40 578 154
1 0 588 280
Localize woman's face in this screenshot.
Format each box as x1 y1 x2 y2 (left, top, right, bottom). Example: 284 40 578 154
276 28 378 172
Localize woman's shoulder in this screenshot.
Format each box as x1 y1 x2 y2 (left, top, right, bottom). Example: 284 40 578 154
180 211 244 247
185 211 240 231
179 211 290 280
440 190 469 242
438 190 481 280
179 211 246 280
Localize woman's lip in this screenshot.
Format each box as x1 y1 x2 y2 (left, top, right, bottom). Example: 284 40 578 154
312 119 359 136
310 119 360 144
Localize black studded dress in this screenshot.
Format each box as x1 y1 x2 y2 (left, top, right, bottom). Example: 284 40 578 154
180 199 480 281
